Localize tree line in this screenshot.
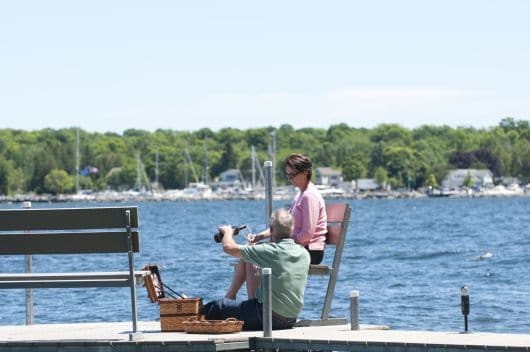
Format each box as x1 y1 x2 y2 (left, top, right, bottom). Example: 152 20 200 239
0 117 529 195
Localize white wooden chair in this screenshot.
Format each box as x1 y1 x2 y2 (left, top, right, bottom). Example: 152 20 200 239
297 202 351 326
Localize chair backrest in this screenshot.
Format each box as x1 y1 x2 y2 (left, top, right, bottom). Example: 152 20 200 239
325 203 350 246
0 206 139 255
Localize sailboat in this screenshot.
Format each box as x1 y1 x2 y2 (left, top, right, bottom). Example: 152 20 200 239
181 148 214 200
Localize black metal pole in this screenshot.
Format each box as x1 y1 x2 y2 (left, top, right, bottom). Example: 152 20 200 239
461 286 470 333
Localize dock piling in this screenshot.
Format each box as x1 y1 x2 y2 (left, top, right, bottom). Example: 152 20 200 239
262 267 272 337
350 290 359 330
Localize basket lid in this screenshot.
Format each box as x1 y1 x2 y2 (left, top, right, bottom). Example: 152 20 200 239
159 297 202 304
142 264 165 303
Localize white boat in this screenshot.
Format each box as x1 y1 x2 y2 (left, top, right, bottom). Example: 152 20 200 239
181 182 215 200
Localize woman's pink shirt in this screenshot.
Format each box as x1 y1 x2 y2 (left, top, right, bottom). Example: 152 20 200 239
289 182 327 250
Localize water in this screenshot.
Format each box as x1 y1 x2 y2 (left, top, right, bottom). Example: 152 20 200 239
1 197 529 333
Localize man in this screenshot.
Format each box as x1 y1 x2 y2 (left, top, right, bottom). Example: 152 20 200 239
203 209 310 330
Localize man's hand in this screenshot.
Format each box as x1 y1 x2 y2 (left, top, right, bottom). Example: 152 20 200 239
220 225 242 258
218 225 234 238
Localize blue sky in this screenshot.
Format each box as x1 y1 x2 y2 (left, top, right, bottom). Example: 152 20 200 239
1 1 529 133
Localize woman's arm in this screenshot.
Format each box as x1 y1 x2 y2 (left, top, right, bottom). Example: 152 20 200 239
248 228 271 244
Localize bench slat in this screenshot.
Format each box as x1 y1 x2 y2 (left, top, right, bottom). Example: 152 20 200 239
0 231 140 255
0 279 132 289
0 271 149 281
0 207 138 231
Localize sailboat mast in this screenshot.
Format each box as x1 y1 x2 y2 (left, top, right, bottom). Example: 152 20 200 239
184 152 188 188
204 137 209 185
155 151 159 187
75 127 80 194
251 145 256 189
136 153 142 191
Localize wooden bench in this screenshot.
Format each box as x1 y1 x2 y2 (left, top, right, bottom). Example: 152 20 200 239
0 206 147 340
297 202 351 326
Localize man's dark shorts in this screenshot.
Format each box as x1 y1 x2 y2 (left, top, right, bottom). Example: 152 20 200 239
203 298 296 331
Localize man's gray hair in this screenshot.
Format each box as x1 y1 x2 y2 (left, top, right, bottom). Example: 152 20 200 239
270 209 293 239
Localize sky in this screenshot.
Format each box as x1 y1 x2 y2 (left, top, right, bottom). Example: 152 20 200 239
1 1 529 133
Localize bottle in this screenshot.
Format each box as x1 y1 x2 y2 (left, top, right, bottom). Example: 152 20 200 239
213 225 247 243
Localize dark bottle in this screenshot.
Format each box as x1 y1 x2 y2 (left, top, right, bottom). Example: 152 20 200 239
213 225 247 243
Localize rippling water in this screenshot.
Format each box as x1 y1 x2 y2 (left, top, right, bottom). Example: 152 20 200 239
1 197 529 333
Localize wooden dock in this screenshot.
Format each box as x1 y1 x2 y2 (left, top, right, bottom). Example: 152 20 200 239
1 321 529 352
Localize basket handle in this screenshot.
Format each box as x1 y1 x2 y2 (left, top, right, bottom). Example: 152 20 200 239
186 316 199 322
225 317 239 322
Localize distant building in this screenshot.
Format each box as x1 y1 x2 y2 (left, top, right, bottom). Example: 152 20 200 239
210 169 244 191
356 178 380 191
219 169 241 184
442 169 494 189
315 167 343 187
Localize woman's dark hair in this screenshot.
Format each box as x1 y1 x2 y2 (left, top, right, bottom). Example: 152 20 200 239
284 154 312 181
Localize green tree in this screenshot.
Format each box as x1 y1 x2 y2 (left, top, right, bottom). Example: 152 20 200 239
425 174 439 188
0 157 9 195
374 167 388 188
370 124 412 145
342 158 367 181
44 169 74 194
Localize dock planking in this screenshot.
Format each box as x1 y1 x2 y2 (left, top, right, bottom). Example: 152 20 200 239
0 321 529 352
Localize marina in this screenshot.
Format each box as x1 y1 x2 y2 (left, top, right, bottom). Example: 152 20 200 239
1 321 529 352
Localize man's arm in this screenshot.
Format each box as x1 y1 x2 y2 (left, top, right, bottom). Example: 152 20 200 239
220 225 243 258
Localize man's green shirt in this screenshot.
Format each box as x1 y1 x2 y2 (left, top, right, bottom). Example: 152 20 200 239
241 238 310 318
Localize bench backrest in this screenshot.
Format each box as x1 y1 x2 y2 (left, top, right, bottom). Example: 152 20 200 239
0 206 139 255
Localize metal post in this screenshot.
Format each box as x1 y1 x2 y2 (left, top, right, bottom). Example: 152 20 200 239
22 201 33 325
262 268 272 337
350 290 359 330
461 286 470 333
264 161 273 224
126 210 142 341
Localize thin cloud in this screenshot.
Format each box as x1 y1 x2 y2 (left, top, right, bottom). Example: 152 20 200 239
179 87 500 130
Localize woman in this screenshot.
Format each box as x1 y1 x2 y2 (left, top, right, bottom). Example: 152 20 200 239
283 153 328 265
225 153 327 300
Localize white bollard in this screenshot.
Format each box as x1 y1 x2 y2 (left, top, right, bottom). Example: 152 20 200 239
350 290 359 330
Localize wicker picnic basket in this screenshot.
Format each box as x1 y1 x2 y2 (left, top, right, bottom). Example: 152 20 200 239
182 316 244 334
159 298 202 332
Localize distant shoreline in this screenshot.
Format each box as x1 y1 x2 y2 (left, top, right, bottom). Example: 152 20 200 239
1 188 528 204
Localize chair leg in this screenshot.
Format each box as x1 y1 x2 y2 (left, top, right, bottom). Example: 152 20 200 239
321 270 338 320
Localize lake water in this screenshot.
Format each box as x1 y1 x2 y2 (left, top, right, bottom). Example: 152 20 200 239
1 197 529 333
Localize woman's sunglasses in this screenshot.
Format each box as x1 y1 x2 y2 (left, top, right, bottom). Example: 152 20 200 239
285 170 300 179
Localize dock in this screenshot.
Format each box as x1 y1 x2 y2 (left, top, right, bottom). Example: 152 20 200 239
1 321 529 352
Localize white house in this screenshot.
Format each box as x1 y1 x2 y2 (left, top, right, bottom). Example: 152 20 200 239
315 167 343 187
442 169 494 189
